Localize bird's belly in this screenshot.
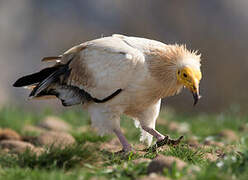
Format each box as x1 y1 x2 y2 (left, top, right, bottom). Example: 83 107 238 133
115 90 160 118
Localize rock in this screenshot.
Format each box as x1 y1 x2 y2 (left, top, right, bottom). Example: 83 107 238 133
204 140 224 148
215 149 225 158
38 116 71 132
0 140 35 154
36 131 75 148
134 143 146 151
147 155 187 174
204 153 218 162
132 158 151 164
168 122 179 131
22 136 38 145
23 125 47 134
32 147 45 156
167 122 189 133
178 122 190 133
138 173 169 180
239 124 248 132
219 129 239 141
99 138 122 153
186 137 199 147
0 128 21 141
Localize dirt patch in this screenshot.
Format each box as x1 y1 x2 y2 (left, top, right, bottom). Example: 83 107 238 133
99 138 122 153
219 129 239 142
204 153 218 162
186 137 199 147
147 155 187 174
36 131 75 148
204 140 224 148
132 158 151 164
38 116 72 132
0 128 21 141
0 140 35 154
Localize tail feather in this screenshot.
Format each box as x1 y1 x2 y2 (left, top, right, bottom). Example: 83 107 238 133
13 67 59 87
29 65 69 97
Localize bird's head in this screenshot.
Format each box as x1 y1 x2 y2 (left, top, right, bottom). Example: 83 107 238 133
147 44 202 105
176 66 202 105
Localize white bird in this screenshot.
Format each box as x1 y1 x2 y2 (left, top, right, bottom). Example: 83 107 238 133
13 34 202 152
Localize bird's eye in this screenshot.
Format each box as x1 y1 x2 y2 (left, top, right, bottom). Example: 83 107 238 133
183 73 187 78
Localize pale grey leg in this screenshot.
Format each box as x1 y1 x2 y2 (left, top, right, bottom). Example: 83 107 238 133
113 129 132 152
141 125 165 141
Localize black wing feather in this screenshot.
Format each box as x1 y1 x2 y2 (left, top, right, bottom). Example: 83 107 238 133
13 67 59 87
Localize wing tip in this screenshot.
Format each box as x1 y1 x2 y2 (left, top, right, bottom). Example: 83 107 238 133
13 79 23 87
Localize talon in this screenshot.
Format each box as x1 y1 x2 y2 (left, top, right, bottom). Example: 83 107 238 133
156 135 169 148
168 135 184 145
147 135 184 152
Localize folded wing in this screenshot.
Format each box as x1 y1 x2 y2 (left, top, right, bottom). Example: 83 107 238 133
13 35 144 106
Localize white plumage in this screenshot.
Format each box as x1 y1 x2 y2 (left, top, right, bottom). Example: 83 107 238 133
14 34 202 152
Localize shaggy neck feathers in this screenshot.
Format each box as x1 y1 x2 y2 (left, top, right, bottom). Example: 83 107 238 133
147 44 201 98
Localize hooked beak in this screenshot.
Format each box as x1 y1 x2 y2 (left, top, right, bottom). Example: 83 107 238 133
192 91 200 106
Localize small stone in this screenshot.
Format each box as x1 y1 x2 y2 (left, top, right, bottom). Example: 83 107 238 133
36 131 75 148
138 173 169 180
215 149 225 158
0 129 21 141
204 153 218 162
22 136 38 145
0 140 35 154
168 121 190 133
157 145 170 152
178 122 190 133
99 138 122 153
168 122 179 131
219 129 239 141
187 137 199 147
38 116 71 132
147 155 187 174
204 140 224 148
132 158 151 164
134 143 146 151
32 147 45 156
239 124 248 132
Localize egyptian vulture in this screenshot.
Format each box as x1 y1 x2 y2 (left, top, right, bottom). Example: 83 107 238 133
13 34 202 152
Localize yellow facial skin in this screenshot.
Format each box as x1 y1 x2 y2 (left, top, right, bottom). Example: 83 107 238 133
177 67 202 105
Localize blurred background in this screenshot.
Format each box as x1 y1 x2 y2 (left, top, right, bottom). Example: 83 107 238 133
1 0 247 113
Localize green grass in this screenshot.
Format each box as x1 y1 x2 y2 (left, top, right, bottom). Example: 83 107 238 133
0 144 93 169
0 106 247 179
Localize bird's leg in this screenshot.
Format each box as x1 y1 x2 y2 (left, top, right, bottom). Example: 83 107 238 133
141 125 183 151
113 129 132 152
141 125 165 141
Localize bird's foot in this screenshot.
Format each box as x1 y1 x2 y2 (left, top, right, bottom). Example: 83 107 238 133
114 147 137 158
115 144 133 154
148 135 184 152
